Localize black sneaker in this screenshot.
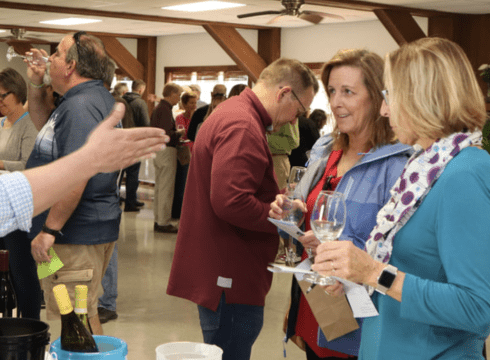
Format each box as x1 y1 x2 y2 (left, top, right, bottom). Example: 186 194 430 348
98 307 118 324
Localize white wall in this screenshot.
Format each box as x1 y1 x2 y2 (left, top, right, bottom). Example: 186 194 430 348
155 29 258 95
0 43 51 86
153 17 428 95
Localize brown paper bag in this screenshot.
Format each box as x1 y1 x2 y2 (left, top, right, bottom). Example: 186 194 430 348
298 280 359 341
177 145 191 166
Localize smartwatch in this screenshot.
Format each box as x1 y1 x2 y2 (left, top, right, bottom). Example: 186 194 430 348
41 224 63 238
376 264 398 295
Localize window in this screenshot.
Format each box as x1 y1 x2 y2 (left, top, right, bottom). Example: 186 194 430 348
165 66 249 104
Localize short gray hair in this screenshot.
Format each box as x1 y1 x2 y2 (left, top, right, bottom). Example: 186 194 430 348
66 33 109 81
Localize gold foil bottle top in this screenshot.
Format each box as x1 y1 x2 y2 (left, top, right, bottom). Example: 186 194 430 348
53 284 73 315
75 285 88 314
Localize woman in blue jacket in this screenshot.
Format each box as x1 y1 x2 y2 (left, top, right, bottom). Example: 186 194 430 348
313 38 490 359
271 49 412 359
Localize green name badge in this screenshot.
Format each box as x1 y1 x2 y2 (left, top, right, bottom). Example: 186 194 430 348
37 248 64 279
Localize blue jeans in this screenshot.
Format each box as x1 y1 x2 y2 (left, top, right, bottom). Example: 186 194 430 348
98 243 118 311
198 293 264 360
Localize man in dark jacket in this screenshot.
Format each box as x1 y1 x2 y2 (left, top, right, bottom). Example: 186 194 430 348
121 79 150 212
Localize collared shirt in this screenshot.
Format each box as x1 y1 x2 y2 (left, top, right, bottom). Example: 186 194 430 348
0 172 33 237
26 80 120 245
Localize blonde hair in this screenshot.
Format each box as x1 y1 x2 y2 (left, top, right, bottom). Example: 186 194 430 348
385 37 487 139
321 49 395 151
259 58 319 96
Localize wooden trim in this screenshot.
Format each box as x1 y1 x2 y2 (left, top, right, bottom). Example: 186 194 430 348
165 65 244 73
374 9 426 46
0 1 270 30
137 37 157 115
203 24 267 83
97 36 144 81
258 29 281 65
0 24 148 39
305 0 454 17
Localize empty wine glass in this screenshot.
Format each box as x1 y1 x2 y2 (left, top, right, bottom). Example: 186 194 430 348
281 166 307 266
6 46 48 66
305 190 346 286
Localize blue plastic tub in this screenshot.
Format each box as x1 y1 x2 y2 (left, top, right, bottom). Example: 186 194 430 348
49 335 128 359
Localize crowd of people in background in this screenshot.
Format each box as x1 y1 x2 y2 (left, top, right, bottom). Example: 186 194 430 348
1 30 490 360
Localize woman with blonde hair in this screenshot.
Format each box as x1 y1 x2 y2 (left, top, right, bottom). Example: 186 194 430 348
270 48 412 359
313 37 490 359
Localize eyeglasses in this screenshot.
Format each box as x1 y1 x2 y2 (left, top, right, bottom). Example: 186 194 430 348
0 91 12 101
291 89 308 118
73 31 87 61
381 89 389 105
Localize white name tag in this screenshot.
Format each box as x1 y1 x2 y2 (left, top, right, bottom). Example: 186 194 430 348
217 276 232 288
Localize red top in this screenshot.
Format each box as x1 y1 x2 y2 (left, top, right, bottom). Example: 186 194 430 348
175 113 194 152
0 250 9 272
167 88 280 311
295 149 353 358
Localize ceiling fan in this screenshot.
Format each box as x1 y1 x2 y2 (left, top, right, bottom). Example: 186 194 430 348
237 0 344 25
0 28 50 44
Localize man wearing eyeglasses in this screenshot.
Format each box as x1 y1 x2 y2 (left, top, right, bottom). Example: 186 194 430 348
167 58 318 360
24 32 117 334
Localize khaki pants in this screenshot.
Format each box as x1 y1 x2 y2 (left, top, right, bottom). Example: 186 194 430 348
43 242 115 319
272 155 291 192
153 147 177 226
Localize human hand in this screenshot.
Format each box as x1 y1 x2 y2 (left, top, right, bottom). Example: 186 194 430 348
84 103 170 173
25 48 48 85
176 128 186 136
297 230 321 256
323 281 344 297
269 194 307 220
31 232 55 263
312 241 382 286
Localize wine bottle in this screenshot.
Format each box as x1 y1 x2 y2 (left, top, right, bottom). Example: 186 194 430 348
74 285 94 334
52 284 99 353
0 250 17 318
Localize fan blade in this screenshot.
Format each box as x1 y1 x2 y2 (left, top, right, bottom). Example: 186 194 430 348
237 11 281 19
266 15 304 25
300 11 345 24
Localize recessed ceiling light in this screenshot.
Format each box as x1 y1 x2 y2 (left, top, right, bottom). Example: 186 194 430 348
0 30 6 33
162 1 245 12
40 18 102 26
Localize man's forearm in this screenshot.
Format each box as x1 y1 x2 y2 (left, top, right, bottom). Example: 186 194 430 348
28 85 52 131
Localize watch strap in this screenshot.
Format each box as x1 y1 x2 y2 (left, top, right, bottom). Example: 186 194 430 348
41 224 63 238
376 264 398 295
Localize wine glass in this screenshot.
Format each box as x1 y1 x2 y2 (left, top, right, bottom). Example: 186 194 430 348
281 166 307 266
6 46 48 66
305 190 346 286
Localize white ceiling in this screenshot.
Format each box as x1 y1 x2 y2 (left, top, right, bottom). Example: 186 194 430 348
0 0 488 44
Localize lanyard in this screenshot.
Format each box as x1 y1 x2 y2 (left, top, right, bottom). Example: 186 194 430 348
1 111 28 128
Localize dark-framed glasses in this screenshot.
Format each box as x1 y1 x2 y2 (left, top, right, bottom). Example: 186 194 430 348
382 89 389 105
0 91 12 100
73 31 87 61
291 89 309 117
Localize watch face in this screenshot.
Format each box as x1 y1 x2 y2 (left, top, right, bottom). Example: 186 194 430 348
378 269 396 288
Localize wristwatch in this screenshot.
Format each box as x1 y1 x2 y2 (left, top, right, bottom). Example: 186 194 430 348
41 224 63 238
376 264 398 295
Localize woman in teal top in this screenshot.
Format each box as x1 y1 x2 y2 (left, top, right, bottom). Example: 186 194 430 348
312 37 490 359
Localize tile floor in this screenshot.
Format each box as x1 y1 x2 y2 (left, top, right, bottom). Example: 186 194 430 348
41 189 305 360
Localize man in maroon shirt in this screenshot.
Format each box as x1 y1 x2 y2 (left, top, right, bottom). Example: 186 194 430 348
167 59 318 360
150 83 185 233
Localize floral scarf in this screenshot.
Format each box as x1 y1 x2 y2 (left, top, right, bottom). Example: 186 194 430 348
364 131 482 292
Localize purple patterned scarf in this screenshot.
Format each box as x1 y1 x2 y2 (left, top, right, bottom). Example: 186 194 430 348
364 131 482 292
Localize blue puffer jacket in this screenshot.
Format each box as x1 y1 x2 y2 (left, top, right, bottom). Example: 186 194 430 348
284 135 413 356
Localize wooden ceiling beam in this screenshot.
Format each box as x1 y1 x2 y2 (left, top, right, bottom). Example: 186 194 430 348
304 0 454 17
0 24 147 39
203 25 267 83
0 1 269 30
97 35 144 81
374 9 426 46
137 37 157 115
